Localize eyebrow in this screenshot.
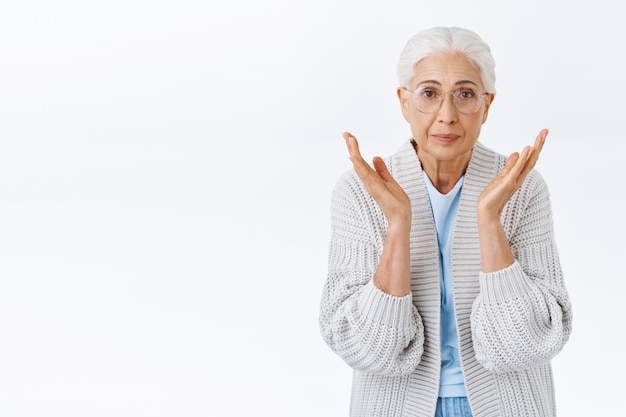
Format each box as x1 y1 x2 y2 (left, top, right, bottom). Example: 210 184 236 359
415 79 480 88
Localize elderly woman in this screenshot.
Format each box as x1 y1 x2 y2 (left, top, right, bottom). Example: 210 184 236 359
319 27 572 417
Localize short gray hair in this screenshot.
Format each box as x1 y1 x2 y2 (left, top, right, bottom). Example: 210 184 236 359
397 27 496 94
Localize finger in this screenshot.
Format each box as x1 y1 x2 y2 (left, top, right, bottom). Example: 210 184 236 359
529 128 548 164
528 129 547 160
512 146 533 178
343 131 358 157
519 128 549 178
535 128 548 149
498 152 520 180
342 133 389 199
503 152 520 172
372 157 395 183
343 132 374 178
343 132 369 163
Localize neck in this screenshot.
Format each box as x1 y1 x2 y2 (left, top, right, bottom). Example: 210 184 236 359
415 146 471 194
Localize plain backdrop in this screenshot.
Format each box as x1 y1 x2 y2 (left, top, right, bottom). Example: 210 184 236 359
0 1 624 416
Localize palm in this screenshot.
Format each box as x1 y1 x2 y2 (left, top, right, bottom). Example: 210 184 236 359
478 129 548 216
343 132 411 224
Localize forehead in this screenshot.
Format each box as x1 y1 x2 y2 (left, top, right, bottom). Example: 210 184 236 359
411 52 483 88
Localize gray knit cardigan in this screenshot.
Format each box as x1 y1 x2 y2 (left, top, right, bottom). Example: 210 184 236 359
319 140 573 417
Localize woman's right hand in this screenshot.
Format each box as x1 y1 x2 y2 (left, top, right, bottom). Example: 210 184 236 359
343 132 411 227
343 132 411 295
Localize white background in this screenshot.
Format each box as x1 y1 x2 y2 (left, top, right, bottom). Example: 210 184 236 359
0 1 624 416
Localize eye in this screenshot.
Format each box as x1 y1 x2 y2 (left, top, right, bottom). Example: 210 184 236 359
456 89 477 100
418 87 440 99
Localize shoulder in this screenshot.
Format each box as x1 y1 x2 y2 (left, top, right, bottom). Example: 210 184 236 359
332 168 366 205
330 169 377 223
517 168 551 213
330 168 387 243
472 141 507 172
386 139 421 177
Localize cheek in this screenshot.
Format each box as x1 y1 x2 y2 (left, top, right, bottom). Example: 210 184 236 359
408 109 435 132
465 113 484 130
464 118 485 139
409 120 434 141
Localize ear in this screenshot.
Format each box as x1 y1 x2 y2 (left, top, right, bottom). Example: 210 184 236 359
481 93 495 124
397 87 411 122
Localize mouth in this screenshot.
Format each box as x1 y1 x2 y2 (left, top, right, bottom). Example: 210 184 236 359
431 134 460 143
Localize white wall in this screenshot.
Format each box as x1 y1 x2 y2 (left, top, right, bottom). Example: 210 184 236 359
0 1 623 415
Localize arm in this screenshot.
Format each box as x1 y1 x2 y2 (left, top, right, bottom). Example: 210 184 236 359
471 130 573 372
477 130 548 272
344 132 411 296
318 133 424 376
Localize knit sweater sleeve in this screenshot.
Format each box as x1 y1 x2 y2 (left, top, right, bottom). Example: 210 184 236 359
319 171 424 376
470 170 573 373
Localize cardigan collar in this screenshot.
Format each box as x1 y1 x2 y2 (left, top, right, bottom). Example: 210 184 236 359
389 138 501 202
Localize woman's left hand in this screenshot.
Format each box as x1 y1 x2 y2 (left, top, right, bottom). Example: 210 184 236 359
478 129 548 219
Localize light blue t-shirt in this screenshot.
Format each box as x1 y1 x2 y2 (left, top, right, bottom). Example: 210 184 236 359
423 172 467 398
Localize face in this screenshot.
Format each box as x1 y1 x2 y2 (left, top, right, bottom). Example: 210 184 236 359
397 52 495 169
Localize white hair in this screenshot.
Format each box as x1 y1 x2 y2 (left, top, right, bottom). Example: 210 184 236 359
397 27 496 93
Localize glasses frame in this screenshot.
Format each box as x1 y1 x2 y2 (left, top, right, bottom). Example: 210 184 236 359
403 86 488 115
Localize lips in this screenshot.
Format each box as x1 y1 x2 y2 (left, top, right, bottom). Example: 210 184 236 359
432 134 460 143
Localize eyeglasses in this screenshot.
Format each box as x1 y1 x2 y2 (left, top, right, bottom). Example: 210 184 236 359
403 86 488 115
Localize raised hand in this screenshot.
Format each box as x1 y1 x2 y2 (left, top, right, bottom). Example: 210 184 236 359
477 128 549 272
478 129 548 219
343 132 411 226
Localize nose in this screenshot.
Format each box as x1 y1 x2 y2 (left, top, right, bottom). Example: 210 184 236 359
436 92 458 123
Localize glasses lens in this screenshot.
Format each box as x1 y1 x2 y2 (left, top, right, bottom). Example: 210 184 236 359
454 89 481 114
413 87 440 113
410 87 484 114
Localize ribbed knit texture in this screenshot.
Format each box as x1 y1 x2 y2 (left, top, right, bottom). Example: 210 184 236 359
319 140 573 417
